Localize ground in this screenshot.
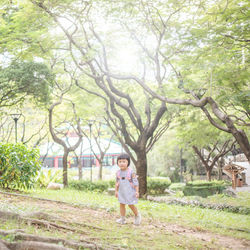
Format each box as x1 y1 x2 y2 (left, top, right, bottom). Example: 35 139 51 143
0 190 249 249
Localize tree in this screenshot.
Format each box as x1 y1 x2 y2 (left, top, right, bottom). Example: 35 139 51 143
192 140 235 181
31 0 249 195
176 107 237 181
49 94 83 186
0 61 54 108
108 0 250 161
88 121 114 180
31 0 175 196
0 0 52 58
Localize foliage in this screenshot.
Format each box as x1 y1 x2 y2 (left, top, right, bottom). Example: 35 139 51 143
0 143 41 189
68 177 171 194
147 177 171 195
169 183 186 192
187 180 227 187
69 180 109 192
183 180 229 198
0 61 54 107
0 0 53 58
35 168 62 188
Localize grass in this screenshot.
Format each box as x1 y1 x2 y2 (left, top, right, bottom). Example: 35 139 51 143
1 187 250 249
203 192 250 208
0 217 210 250
21 188 250 240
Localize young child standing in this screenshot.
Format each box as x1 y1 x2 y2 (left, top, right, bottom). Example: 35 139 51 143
115 153 141 225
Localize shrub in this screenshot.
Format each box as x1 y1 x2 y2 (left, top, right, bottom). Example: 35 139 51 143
147 177 171 195
69 177 172 194
169 183 186 191
183 180 228 198
0 143 41 189
69 180 109 192
35 168 62 188
108 179 115 188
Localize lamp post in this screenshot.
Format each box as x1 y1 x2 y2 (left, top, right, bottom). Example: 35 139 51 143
180 148 183 183
10 113 21 143
231 145 239 162
88 120 94 182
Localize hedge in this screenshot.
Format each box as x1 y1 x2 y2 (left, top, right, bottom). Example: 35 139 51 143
147 177 171 194
169 183 186 191
183 180 228 198
69 177 171 194
69 180 109 192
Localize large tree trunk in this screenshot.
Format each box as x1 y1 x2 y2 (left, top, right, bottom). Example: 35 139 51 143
98 160 103 180
78 160 82 180
206 168 212 181
217 158 224 180
135 151 147 197
63 149 69 187
230 128 250 162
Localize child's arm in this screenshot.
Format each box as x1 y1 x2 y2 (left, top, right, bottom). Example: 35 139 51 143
115 176 119 198
135 185 139 198
132 172 139 198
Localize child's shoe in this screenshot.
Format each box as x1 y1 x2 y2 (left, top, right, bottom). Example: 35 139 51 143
116 217 126 224
134 213 141 225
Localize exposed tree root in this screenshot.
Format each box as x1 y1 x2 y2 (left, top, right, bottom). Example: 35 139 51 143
0 211 121 250
0 191 105 231
0 210 89 235
0 239 10 250
0 230 101 249
24 217 89 235
0 211 21 220
4 240 71 250
26 211 105 231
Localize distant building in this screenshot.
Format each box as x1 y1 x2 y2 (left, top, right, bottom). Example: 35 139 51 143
39 136 123 168
229 154 250 185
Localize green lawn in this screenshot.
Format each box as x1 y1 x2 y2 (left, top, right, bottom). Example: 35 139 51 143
1 187 250 249
21 188 250 240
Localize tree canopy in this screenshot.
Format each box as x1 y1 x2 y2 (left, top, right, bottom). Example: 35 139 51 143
0 61 54 107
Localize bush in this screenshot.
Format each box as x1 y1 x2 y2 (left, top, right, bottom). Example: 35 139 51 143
183 180 228 198
108 179 116 188
147 177 171 195
35 168 62 188
0 143 41 189
68 177 172 194
169 183 186 191
69 180 109 192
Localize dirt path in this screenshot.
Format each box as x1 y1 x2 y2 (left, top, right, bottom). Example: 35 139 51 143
0 192 249 249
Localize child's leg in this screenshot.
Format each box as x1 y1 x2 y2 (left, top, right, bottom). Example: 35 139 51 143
128 205 138 216
120 203 126 216
129 205 141 225
116 203 126 224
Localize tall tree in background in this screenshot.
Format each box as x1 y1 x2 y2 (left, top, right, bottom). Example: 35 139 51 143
176 107 237 180
0 61 54 108
33 0 176 196
49 94 83 186
88 122 114 180
108 0 250 161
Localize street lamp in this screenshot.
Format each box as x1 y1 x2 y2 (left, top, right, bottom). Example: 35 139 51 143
231 145 239 162
10 113 21 143
88 120 94 182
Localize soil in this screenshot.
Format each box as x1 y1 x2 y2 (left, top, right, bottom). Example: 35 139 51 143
0 192 249 250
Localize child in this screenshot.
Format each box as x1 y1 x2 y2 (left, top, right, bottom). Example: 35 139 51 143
115 153 141 225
